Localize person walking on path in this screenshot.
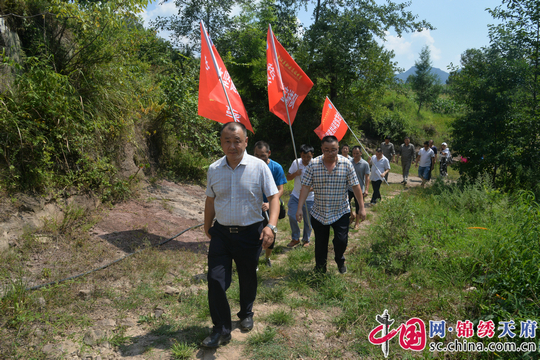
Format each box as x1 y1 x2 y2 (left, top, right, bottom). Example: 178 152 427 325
253 141 287 267
427 139 438 181
340 144 353 162
380 136 395 181
286 144 315 248
396 136 416 185
369 148 390 205
202 122 279 348
415 141 435 187
350 146 370 229
439 142 451 177
296 135 366 274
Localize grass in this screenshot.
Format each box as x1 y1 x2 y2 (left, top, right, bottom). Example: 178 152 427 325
2 174 537 359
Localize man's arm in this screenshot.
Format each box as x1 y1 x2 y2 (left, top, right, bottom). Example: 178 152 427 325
415 154 421 167
261 193 280 249
295 185 311 222
364 174 370 195
204 196 215 239
352 184 366 221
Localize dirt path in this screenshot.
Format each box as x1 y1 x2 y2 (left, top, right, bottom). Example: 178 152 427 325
2 170 425 359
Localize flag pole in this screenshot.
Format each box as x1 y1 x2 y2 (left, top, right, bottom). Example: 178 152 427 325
326 97 389 186
201 20 239 123
269 25 312 233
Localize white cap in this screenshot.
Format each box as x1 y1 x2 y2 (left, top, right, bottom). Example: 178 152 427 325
441 142 447 146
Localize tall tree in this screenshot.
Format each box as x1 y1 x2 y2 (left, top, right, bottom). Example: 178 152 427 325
449 0 540 195
408 46 441 113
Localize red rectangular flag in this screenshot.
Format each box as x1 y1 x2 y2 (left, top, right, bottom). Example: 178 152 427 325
198 21 253 132
267 25 313 125
314 97 348 141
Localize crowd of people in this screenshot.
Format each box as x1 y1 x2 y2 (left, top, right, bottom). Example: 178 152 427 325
202 121 452 348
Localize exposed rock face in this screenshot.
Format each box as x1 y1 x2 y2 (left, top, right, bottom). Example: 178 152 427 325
0 17 22 92
0 193 101 254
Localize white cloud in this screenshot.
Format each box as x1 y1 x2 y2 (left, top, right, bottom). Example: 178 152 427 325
411 28 441 61
140 1 177 28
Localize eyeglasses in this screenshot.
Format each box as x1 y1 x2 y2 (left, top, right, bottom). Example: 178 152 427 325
322 148 338 153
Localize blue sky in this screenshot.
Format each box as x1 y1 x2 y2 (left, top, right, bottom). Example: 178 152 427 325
141 0 501 73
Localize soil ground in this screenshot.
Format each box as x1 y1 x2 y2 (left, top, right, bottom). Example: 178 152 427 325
1 171 424 359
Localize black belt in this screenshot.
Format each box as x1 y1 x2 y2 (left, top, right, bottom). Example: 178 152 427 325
216 221 261 234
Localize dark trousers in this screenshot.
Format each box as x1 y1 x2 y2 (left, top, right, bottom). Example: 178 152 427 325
371 180 382 204
207 221 263 335
347 190 360 214
311 213 349 272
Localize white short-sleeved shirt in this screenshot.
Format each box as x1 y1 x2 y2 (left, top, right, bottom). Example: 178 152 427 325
370 155 390 182
288 158 314 202
418 148 435 167
206 154 278 226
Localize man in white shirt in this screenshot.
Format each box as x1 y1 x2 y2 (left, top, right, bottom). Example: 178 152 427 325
415 141 435 187
286 144 315 248
369 148 390 204
203 122 279 348
439 142 451 177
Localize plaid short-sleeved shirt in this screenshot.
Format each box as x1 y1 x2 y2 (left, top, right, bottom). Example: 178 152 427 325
301 154 359 225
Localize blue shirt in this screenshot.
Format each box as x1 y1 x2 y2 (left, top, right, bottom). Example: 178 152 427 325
263 159 287 202
206 154 278 226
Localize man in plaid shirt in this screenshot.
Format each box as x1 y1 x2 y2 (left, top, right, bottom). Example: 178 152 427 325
296 135 366 274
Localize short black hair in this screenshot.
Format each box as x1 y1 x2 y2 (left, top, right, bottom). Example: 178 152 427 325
341 144 350 150
321 135 338 145
385 135 391 140
352 145 361 152
300 144 314 154
221 122 247 137
404 136 410 140
424 141 430 145
376 147 383 153
254 141 270 151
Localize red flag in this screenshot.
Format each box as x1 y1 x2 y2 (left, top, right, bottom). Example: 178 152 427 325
267 25 313 125
314 97 348 141
198 22 253 132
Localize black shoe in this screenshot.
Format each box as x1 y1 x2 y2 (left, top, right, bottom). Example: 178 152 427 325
239 316 254 331
338 265 347 274
265 258 272 267
201 332 231 348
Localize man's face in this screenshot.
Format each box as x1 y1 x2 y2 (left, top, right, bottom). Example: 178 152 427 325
424 143 430 150
404 138 410 145
352 148 361 160
254 147 270 164
300 151 313 165
429 140 434 147
341 146 349 157
322 141 339 161
220 127 248 162
385 139 390 144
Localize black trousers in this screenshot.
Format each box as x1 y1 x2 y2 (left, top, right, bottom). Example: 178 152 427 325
311 213 349 272
348 190 360 215
371 180 382 204
207 221 263 335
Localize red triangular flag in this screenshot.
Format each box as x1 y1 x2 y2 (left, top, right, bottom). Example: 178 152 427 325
198 22 253 132
267 25 313 125
314 97 348 141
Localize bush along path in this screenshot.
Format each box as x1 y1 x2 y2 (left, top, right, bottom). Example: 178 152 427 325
4 172 501 360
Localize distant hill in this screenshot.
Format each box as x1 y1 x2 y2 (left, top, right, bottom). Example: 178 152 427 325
395 66 449 84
